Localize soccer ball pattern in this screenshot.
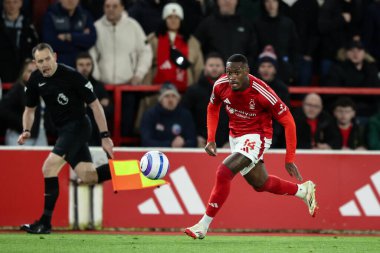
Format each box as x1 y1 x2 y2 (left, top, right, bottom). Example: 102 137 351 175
140 151 170 180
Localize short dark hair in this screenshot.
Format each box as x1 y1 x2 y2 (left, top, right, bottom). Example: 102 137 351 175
76 52 93 64
227 54 248 65
32 43 54 59
333 96 356 111
204 52 224 63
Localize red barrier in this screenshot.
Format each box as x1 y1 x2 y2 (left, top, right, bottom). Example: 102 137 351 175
0 149 70 227
103 150 380 230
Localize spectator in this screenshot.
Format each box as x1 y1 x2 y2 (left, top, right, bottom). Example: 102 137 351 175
367 112 380 150
129 0 212 35
256 45 290 105
331 96 366 150
145 2 204 92
256 45 290 148
293 93 339 149
238 0 261 23
0 0 38 82
324 40 380 117
282 0 320 86
362 0 380 70
75 52 112 146
0 59 48 146
42 0 97 67
31 0 55 35
318 0 363 77
194 0 257 66
90 0 152 137
140 83 197 147
254 0 298 84
183 52 229 148
128 0 165 35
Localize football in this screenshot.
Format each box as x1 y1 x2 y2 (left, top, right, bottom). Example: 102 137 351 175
139 151 170 180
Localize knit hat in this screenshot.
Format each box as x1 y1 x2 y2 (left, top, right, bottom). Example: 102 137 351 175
345 40 364 50
158 82 181 101
257 45 278 69
162 3 184 20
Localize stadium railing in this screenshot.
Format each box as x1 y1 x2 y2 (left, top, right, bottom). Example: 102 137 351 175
2 83 380 146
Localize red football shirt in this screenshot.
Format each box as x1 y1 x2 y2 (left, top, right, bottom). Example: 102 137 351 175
209 74 289 139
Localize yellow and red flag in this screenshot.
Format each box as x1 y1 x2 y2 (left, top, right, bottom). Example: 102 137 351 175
108 159 167 191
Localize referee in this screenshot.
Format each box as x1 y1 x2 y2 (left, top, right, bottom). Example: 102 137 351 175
18 43 114 234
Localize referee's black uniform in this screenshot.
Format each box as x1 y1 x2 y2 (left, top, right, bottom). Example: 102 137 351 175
25 63 97 168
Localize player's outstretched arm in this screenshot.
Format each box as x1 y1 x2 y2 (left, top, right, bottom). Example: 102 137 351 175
277 111 303 181
88 99 114 159
18 106 36 145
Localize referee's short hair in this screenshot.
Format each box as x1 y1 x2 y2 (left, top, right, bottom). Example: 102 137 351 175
32 43 55 59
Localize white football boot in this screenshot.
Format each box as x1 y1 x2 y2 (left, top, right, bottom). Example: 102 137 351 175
184 223 208 239
299 180 318 217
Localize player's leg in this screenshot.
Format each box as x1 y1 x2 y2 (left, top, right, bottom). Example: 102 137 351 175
244 161 298 195
244 161 318 217
185 152 250 239
20 152 66 234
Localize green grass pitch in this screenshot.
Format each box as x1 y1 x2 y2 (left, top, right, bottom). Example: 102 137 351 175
0 233 379 253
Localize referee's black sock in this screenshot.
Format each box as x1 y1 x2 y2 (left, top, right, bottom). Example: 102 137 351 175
96 164 111 183
39 177 59 225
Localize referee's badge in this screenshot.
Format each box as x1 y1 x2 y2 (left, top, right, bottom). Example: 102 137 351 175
57 93 69 105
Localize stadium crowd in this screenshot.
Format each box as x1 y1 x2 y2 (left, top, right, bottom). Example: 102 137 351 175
0 0 380 149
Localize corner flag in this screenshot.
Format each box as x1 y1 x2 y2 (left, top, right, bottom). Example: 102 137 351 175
108 160 167 191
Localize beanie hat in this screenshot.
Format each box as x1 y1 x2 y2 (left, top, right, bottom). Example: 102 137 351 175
258 45 278 69
162 3 184 20
158 82 181 101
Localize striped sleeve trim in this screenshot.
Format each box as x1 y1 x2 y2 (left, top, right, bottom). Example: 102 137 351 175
252 81 277 105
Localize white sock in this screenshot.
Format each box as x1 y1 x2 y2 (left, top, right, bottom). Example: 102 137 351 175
295 183 307 198
199 214 213 229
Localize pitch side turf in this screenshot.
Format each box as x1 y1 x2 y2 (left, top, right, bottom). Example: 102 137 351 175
0 233 379 253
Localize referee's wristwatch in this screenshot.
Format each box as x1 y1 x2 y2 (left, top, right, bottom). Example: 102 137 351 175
100 131 110 139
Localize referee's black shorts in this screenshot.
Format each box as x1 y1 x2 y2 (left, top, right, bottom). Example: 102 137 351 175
52 115 93 168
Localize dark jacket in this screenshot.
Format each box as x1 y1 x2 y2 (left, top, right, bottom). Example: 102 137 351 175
318 0 362 59
368 112 380 150
194 11 257 66
254 4 298 83
42 3 96 67
282 0 319 57
293 107 340 149
128 0 164 35
324 60 380 88
0 15 38 82
330 120 366 149
140 103 197 147
0 82 41 138
362 2 380 68
182 74 229 147
324 60 380 116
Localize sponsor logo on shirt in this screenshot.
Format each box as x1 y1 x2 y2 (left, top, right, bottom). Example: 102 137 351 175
38 82 46 87
57 93 69 105
226 105 256 119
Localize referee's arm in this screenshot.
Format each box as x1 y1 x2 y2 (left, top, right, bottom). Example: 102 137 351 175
88 99 114 158
18 106 36 145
